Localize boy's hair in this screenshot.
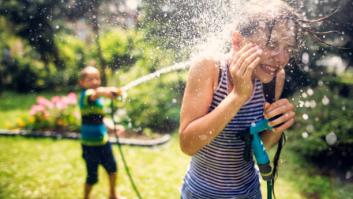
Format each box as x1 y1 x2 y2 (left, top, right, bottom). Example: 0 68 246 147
79 66 100 80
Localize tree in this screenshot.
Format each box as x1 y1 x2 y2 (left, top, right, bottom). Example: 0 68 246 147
0 0 66 70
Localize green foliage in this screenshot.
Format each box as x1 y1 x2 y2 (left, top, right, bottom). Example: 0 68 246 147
288 83 353 157
0 0 66 68
113 49 185 133
97 28 186 133
99 29 137 71
0 18 51 92
55 33 88 87
120 72 186 133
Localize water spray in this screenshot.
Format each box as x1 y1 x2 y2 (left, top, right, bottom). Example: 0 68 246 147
121 61 191 92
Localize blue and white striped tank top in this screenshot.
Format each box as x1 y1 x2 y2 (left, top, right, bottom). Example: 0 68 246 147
181 62 266 199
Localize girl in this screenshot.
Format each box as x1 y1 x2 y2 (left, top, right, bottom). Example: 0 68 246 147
179 0 298 198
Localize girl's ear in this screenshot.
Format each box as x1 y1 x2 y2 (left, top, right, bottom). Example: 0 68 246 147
231 31 243 51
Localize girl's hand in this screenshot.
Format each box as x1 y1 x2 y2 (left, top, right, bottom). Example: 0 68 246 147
229 43 263 101
264 99 295 133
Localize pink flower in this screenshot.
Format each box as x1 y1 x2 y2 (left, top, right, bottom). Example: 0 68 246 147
30 105 37 115
37 96 53 109
67 92 77 105
51 96 62 105
55 100 67 110
30 104 46 115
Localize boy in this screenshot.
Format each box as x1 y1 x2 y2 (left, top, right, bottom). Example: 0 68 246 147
79 66 125 199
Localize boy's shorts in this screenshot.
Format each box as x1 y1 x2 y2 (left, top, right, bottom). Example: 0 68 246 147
82 142 117 185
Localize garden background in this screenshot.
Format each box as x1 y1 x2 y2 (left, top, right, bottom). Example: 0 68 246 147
0 0 353 198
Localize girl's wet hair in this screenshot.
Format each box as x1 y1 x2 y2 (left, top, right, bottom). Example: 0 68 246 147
236 0 340 61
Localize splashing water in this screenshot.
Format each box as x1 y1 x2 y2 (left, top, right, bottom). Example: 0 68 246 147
302 132 309 139
121 1 250 92
121 61 192 92
121 0 301 94
322 95 330 105
325 131 337 145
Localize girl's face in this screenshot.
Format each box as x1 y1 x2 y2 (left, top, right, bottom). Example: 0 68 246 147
243 20 296 83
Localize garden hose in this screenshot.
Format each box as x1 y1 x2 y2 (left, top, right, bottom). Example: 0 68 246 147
248 119 274 199
267 180 273 199
110 98 143 199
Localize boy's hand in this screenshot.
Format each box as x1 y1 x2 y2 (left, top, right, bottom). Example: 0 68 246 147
104 87 122 98
112 88 123 97
264 99 295 133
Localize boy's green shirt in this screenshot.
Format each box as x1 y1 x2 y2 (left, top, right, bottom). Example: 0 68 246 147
79 89 108 146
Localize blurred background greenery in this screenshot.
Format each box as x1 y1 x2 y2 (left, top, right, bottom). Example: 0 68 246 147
0 0 353 198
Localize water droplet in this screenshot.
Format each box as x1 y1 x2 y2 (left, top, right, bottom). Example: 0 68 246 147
199 135 207 140
342 106 346 111
346 171 352 180
307 88 314 96
322 96 330 105
304 101 311 108
325 132 337 145
298 100 304 108
310 100 317 108
306 125 314 132
302 114 309 120
302 52 310 64
302 132 309 138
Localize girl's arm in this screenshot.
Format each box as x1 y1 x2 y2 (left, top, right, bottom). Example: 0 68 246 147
179 43 261 156
261 69 295 149
179 59 248 156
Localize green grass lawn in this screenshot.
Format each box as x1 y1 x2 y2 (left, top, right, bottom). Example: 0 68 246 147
1 91 353 199
0 135 304 199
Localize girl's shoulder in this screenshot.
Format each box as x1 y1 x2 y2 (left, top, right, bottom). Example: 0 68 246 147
188 57 219 79
187 57 221 92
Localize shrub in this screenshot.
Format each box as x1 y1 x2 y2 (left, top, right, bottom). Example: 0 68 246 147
113 71 186 134
288 81 353 172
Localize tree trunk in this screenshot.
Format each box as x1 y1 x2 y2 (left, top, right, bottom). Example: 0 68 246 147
91 6 107 86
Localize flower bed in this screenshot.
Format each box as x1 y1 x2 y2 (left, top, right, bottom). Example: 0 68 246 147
11 92 80 132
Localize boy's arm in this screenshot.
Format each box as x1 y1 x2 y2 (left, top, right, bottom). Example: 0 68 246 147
87 87 122 101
